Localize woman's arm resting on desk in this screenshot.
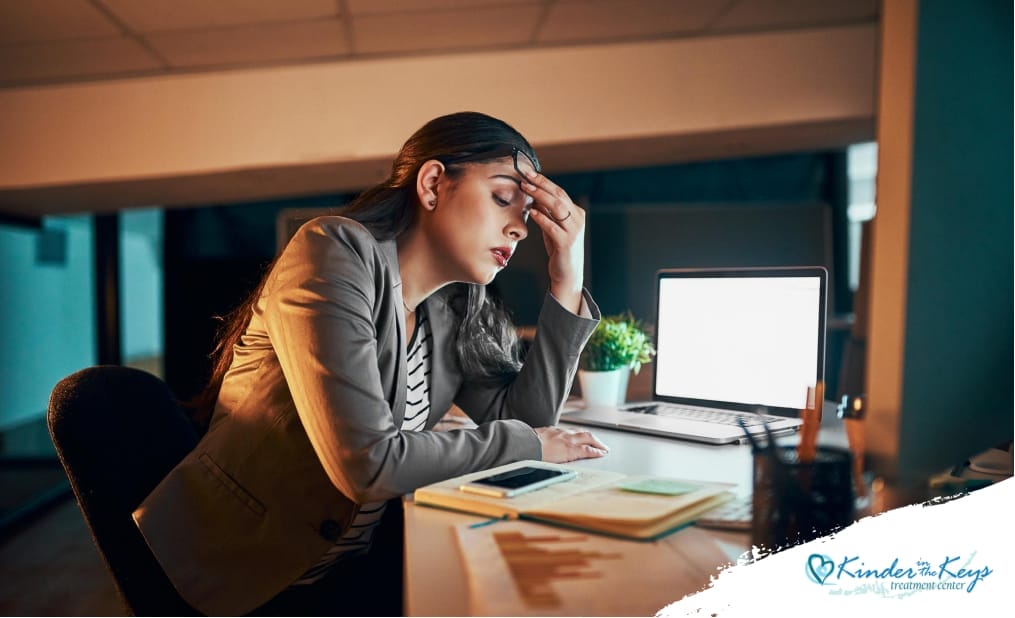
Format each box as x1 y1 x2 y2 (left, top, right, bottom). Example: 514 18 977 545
453 291 605 463
453 290 599 427
535 426 610 462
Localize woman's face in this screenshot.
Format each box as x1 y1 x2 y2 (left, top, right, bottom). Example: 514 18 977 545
425 156 534 285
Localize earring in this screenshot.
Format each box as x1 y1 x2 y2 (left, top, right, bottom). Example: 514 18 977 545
429 199 436 207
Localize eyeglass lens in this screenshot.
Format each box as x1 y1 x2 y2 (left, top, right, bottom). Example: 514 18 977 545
514 149 537 179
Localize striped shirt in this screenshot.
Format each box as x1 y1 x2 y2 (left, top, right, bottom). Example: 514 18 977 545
292 308 432 585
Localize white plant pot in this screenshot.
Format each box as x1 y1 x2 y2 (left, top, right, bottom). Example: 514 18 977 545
578 367 630 408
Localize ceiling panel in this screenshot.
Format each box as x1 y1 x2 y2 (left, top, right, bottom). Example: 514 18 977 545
149 20 348 68
0 0 122 44
712 0 880 32
0 37 163 84
537 0 725 43
346 0 545 15
99 0 338 33
354 5 543 54
0 0 883 90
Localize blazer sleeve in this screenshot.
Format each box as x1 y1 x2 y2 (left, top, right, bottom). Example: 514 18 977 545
259 221 549 504
454 290 601 429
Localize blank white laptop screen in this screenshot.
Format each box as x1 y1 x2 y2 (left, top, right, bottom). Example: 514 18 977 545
655 274 823 411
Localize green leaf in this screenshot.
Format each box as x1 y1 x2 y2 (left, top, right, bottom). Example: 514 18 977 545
580 311 656 372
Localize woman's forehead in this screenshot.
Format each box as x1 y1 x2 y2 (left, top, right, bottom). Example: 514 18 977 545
455 157 520 182
477 156 515 173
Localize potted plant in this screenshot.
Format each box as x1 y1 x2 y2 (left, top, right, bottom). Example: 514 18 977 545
578 313 656 407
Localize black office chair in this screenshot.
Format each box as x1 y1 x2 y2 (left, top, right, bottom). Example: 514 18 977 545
48 365 200 616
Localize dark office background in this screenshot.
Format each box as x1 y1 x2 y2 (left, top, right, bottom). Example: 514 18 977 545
164 150 851 405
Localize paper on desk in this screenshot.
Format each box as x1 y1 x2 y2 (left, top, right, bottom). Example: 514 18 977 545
528 476 733 525
453 519 728 616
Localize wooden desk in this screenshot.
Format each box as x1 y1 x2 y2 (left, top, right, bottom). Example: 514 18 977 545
404 424 756 616
404 404 848 616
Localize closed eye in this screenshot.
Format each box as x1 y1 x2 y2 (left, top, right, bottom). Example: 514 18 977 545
492 193 512 207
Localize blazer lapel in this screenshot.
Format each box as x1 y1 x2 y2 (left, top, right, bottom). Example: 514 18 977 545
422 293 458 429
379 239 407 427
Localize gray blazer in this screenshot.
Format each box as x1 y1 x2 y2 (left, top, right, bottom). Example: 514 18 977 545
133 216 600 616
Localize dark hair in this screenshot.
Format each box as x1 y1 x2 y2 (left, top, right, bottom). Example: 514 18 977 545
191 112 540 428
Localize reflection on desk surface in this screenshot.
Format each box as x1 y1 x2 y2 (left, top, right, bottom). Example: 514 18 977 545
453 518 744 616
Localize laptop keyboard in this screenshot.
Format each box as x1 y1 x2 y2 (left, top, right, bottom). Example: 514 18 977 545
697 494 753 531
623 403 779 427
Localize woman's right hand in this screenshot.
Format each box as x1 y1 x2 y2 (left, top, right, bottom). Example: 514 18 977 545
534 426 609 463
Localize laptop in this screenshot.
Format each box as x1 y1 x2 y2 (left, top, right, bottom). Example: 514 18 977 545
562 266 827 445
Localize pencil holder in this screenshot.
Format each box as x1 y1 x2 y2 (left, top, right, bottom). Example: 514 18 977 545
751 446 854 553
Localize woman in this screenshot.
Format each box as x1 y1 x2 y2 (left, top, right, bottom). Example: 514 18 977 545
133 112 607 616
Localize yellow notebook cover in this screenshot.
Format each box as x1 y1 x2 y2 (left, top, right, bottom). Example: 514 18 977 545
413 460 735 540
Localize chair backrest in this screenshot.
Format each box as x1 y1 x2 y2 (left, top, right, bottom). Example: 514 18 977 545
48 365 200 616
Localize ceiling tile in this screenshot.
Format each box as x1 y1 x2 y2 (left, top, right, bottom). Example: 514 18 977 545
100 0 338 33
537 0 724 43
346 0 545 16
354 5 543 54
0 0 122 44
148 20 349 68
711 0 880 32
0 37 163 85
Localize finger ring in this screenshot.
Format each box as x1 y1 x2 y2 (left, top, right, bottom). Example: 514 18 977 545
552 210 572 222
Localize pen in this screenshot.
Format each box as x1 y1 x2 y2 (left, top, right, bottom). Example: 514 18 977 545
763 420 799 501
737 416 764 453
797 382 822 463
760 420 792 471
837 394 867 498
468 516 507 529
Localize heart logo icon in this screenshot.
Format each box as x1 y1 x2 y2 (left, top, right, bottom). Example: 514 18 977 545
806 554 835 585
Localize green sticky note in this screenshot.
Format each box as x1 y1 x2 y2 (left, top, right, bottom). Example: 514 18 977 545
618 479 697 496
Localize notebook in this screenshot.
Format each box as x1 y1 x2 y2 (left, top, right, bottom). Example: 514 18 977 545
562 266 827 445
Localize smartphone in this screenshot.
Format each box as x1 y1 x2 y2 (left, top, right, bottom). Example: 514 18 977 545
458 466 577 498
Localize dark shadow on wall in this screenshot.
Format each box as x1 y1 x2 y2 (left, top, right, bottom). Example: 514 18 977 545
163 196 348 403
